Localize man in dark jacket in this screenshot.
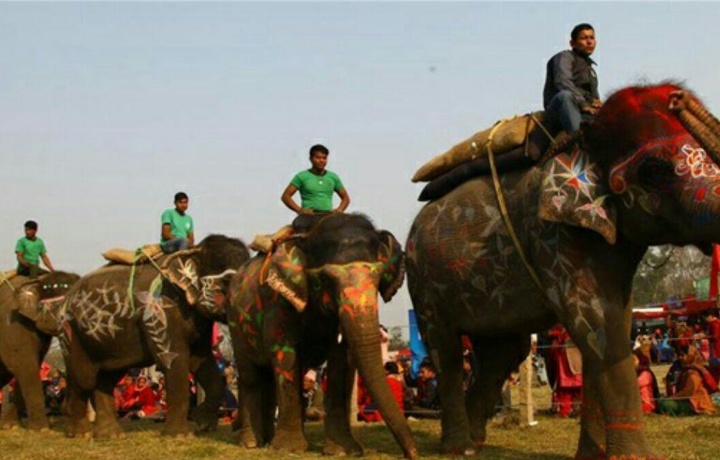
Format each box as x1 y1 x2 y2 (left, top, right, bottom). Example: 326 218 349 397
543 23 601 133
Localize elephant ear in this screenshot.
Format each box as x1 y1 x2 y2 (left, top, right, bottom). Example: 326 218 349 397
196 270 236 318
265 239 308 312
377 231 405 303
15 283 41 321
161 253 201 305
538 145 617 244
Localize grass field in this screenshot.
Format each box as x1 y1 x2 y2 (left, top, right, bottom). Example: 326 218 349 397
1 364 718 459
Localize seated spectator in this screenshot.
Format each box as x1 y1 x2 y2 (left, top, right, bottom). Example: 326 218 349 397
122 376 159 419
406 360 440 419
385 362 406 416
657 345 716 416
302 370 325 422
462 352 475 392
658 332 675 364
633 350 659 414
115 375 136 417
45 370 67 415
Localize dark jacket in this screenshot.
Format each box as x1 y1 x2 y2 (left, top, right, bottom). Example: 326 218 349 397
543 49 599 108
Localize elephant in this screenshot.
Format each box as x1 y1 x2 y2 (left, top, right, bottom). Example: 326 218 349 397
61 234 249 438
406 83 720 459
0 271 80 430
227 213 418 458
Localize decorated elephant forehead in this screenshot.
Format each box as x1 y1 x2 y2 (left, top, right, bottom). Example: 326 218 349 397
597 84 687 137
307 261 384 278
608 133 713 194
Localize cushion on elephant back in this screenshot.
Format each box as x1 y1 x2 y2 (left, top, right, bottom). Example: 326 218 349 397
102 244 163 265
418 128 553 202
412 111 553 183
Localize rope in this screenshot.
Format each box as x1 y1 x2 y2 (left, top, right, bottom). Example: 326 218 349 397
485 119 553 307
0 271 15 292
127 247 171 313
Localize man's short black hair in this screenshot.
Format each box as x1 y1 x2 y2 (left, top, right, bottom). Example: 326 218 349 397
309 144 329 157
24 220 38 230
571 23 594 41
174 192 189 202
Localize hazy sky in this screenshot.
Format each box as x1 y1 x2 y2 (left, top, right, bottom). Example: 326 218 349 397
2 2 719 331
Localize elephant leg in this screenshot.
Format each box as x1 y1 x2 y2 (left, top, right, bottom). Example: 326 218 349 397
564 305 655 459
65 379 93 438
12 360 49 431
323 341 363 456
259 367 277 446
576 361 606 460
235 356 269 447
190 354 224 433
92 370 125 439
0 384 21 430
164 350 192 437
233 381 258 448
271 347 308 453
64 326 95 438
466 335 530 447
425 323 475 455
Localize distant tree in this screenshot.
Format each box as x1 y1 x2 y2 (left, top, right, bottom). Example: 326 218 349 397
388 326 409 351
632 245 710 306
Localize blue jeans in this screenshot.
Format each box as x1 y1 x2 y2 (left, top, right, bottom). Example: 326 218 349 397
546 90 590 133
161 238 189 254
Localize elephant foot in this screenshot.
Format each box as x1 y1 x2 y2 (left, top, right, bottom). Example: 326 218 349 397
271 429 309 453
93 422 124 440
323 439 364 457
191 406 219 433
25 419 51 432
66 419 92 439
237 427 259 449
442 439 477 457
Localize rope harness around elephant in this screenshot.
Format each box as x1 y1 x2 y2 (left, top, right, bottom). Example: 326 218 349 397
483 118 554 307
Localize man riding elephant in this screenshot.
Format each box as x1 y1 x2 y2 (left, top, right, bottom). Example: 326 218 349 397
543 23 602 133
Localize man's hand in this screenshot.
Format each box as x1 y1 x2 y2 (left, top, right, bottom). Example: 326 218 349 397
331 208 345 214
300 208 314 216
580 103 599 115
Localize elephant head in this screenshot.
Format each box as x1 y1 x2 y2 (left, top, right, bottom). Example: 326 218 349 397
15 271 81 335
162 234 250 319
538 83 720 251
265 213 414 454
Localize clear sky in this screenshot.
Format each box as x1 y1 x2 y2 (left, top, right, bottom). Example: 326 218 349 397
2 2 719 332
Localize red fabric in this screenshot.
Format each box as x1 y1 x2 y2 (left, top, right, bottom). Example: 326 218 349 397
710 244 720 298
708 317 720 359
637 370 657 414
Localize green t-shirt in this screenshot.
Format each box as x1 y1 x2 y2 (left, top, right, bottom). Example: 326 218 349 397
161 208 194 242
15 236 47 266
290 170 344 212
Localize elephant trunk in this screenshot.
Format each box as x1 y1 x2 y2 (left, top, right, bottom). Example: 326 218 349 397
340 312 418 459
333 265 417 459
670 90 720 166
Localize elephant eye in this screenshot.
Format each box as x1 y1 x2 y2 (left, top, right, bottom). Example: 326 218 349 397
637 157 676 187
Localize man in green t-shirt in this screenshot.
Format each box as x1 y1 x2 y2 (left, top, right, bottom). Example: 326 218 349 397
281 144 350 218
15 220 55 279
160 192 195 254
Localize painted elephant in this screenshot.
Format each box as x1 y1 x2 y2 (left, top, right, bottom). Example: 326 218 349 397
227 213 417 458
0 271 79 430
61 234 249 438
406 84 720 459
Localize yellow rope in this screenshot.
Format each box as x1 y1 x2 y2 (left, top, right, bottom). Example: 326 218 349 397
127 247 171 312
0 271 15 292
486 119 550 303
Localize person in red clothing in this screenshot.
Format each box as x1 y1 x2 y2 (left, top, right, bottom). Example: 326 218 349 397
706 311 720 361
549 325 583 417
633 349 660 414
121 376 159 418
